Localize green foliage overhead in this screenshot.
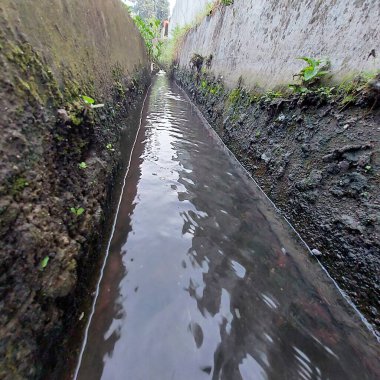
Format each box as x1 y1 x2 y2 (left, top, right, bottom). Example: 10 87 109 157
133 16 163 60
131 0 169 21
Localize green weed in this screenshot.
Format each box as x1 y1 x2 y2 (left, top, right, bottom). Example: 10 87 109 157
70 207 85 216
228 88 241 104
290 57 330 92
40 256 49 270
261 90 283 101
297 57 330 82
11 177 29 195
106 143 115 152
81 95 104 109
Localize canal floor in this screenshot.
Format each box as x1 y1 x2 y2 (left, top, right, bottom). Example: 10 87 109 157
75 73 380 380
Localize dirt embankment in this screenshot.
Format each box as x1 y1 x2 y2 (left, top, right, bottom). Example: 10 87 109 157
0 1 150 378
173 66 380 335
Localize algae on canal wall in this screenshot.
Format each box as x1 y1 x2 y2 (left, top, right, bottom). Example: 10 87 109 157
0 0 150 378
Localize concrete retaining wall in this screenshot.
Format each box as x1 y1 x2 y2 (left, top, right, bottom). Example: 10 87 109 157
169 0 210 35
0 0 148 97
177 0 380 89
0 1 149 378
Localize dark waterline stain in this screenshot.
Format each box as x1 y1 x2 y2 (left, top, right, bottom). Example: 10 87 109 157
75 73 380 380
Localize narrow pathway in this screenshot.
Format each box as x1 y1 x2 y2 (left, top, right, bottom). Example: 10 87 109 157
75 73 379 380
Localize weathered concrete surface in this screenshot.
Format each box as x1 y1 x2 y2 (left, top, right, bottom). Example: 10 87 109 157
169 0 210 35
177 0 380 89
1 0 147 96
0 1 149 378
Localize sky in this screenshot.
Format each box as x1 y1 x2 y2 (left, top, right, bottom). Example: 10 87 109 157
122 0 177 16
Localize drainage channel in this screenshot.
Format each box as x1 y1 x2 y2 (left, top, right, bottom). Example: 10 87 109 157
74 72 380 380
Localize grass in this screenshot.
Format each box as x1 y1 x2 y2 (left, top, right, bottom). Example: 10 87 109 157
11 177 29 195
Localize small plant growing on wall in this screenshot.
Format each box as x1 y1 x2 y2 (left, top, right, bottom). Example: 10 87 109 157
81 95 104 109
190 54 204 72
70 207 85 216
106 143 115 152
39 256 49 270
290 57 330 93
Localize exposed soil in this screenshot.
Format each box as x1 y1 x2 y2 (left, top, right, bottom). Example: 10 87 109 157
0 36 150 379
0 0 151 377
173 67 380 335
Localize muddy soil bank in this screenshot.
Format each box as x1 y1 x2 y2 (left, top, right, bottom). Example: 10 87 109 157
0 1 150 378
0 51 150 379
173 67 380 334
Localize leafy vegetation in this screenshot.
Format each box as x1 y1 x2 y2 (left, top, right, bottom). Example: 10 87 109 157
337 71 378 107
82 95 95 105
130 0 169 21
133 16 163 61
70 207 85 216
262 90 283 101
297 57 330 82
40 256 49 270
78 162 87 170
290 57 330 93
81 95 104 109
11 177 29 195
228 88 242 104
106 143 115 152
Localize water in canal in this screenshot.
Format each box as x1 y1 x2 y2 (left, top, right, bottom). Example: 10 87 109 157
75 73 380 380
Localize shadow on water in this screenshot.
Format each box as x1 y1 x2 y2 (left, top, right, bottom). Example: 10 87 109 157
75 73 380 380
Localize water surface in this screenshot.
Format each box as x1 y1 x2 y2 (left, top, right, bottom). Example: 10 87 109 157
76 73 380 380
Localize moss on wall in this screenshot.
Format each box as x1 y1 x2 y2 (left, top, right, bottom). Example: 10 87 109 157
0 1 150 378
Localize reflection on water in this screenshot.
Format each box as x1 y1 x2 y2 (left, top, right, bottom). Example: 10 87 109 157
76 73 380 380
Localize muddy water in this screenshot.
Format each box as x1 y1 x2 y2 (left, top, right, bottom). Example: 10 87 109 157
75 73 379 380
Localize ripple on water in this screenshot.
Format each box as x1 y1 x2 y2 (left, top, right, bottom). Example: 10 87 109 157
75 73 380 380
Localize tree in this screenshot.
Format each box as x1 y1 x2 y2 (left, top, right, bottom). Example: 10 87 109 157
131 0 169 21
